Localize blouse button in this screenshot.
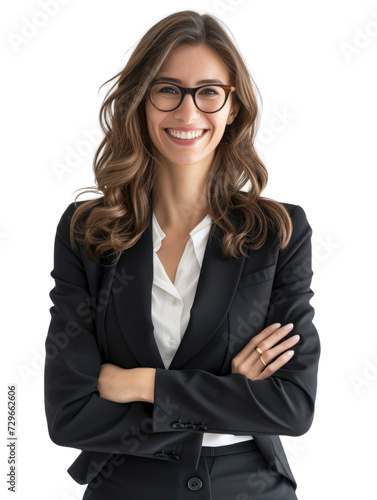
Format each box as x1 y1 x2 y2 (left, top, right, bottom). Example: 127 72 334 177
172 298 178 305
168 338 176 346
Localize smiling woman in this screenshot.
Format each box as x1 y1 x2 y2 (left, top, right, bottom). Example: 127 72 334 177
44 10 320 500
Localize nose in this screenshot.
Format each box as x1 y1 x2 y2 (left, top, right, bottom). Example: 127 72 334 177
173 93 201 123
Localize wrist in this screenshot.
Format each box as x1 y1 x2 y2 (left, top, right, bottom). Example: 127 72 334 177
137 367 156 403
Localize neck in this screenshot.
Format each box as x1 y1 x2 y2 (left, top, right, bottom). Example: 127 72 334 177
152 159 211 232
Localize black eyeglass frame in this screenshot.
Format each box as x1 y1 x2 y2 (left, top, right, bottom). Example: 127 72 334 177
148 82 236 114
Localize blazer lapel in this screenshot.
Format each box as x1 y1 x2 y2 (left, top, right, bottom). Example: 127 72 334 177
169 224 245 369
110 213 246 370
110 221 165 369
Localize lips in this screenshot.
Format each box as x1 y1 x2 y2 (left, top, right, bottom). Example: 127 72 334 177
166 129 205 140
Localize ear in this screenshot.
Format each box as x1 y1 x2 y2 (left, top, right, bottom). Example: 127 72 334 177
226 101 239 125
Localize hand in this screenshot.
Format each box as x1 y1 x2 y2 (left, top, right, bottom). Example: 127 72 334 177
231 323 299 381
97 364 156 403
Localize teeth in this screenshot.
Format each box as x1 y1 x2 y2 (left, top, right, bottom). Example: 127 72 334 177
167 129 204 139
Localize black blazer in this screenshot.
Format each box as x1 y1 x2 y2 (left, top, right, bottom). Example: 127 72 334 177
44 200 320 489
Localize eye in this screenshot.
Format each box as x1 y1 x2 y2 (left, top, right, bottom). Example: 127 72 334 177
157 85 179 95
198 86 221 97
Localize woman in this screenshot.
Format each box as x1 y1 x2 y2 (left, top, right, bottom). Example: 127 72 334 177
44 10 320 500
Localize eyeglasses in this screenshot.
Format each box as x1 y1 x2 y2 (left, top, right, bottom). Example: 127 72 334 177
148 82 236 114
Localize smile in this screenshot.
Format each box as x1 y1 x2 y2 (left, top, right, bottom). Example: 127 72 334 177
166 129 205 140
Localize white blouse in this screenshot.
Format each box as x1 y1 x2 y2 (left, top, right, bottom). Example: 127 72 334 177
151 212 253 447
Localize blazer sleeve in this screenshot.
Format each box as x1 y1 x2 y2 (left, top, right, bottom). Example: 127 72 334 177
152 204 320 437
44 204 201 464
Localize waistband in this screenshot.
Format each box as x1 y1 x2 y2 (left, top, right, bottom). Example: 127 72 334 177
200 439 258 457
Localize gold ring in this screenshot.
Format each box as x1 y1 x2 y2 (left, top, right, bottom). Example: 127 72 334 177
255 347 264 355
260 356 267 367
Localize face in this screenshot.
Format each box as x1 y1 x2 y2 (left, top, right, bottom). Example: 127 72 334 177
145 44 238 171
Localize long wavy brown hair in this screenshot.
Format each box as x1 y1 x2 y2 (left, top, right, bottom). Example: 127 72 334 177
70 10 292 261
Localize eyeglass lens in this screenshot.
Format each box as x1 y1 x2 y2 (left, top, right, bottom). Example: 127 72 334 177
150 83 227 112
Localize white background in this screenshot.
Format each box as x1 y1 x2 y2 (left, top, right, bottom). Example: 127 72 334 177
2 1 376 498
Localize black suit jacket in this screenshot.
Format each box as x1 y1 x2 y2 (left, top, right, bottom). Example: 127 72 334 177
44 200 320 489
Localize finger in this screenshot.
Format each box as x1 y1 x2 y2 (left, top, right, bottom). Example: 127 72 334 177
236 332 298 380
233 351 267 379
234 323 282 362
255 323 294 355
257 350 295 380
261 334 300 365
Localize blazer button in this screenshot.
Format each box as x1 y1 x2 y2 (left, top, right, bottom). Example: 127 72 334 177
187 477 203 491
184 422 197 430
196 424 207 431
171 421 185 429
155 452 169 460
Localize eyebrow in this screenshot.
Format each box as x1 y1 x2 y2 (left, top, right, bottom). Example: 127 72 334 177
154 77 225 85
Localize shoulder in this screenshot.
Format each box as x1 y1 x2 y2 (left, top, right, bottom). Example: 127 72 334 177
274 202 313 273
60 198 98 218
55 201 82 243
237 191 312 234
54 199 104 259
279 202 313 236
56 198 103 232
